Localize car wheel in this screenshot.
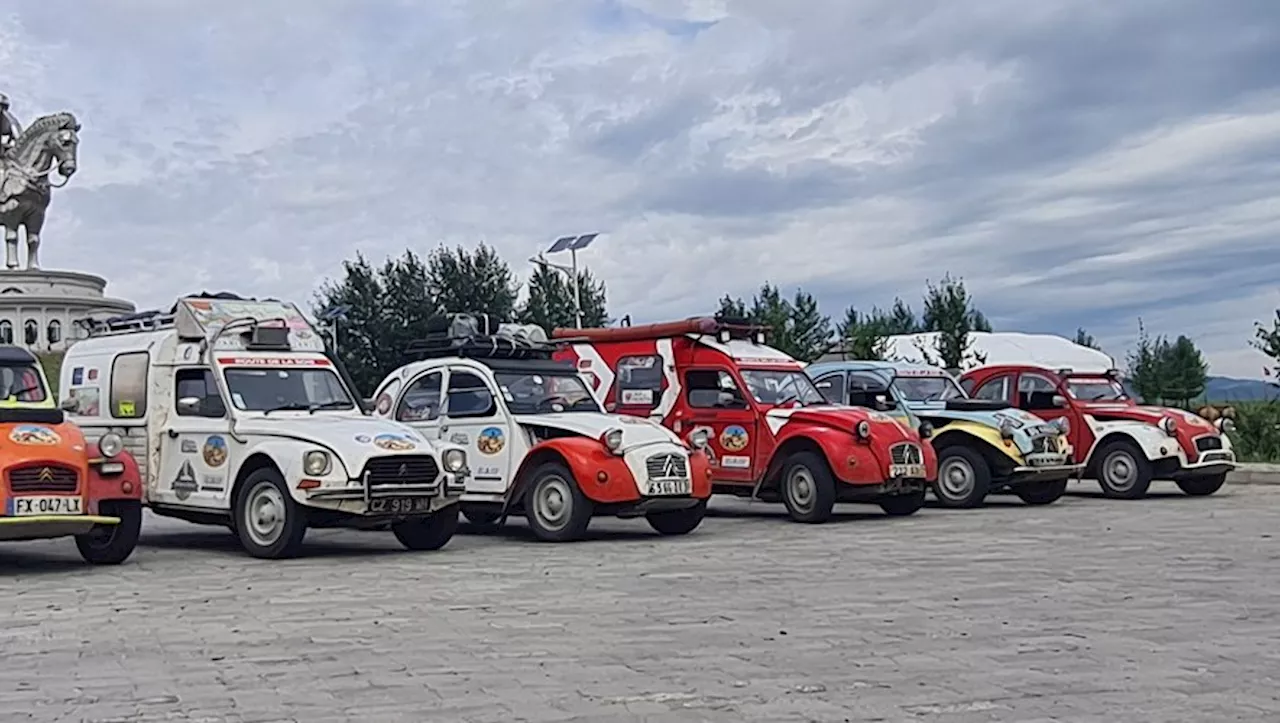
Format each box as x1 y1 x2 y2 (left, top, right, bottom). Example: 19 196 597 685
1014 478 1068 506
932 446 992 509
75 499 143 565
392 505 460 550
234 468 308 559
1176 472 1227 497
780 451 836 523
524 462 593 542
647 500 707 536
880 488 926 516
1095 440 1153 500
461 504 505 533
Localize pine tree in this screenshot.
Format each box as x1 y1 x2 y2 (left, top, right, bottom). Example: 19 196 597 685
575 268 609 327
1074 327 1099 349
836 306 890 360
426 242 519 321
919 274 988 370
750 283 795 357
1126 319 1169 405
1163 335 1208 407
885 298 921 335
789 289 832 362
1254 309 1280 378
718 295 749 319
519 264 576 333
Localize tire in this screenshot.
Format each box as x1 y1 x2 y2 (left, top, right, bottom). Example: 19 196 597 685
880 488 926 517
461 504 505 533
75 499 143 565
392 505 459 550
524 462 593 542
234 467 308 559
1094 440 1153 500
779 451 837 523
647 500 707 536
1176 473 1227 497
932 446 992 508
1015 478 1068 506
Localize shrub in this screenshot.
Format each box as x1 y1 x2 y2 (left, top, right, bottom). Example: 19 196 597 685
1227 401 1280 463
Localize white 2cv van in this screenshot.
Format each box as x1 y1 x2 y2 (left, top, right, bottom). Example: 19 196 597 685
59 295 469 559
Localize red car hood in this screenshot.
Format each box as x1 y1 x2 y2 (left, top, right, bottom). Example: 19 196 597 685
765 405 919 444
1076 403 1213 430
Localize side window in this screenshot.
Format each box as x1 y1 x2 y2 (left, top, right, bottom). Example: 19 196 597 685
960 377 976 396
846 371 889 408
1018 373 1058 410
685 369 747 409
444 370 495 418
616 355 663 407
175 368 226 418
973 375 1012 402
397 371 443 422
110 352 149 419
812 373 846 404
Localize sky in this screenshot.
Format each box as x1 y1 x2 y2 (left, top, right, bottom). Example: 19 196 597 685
3 0 1278 378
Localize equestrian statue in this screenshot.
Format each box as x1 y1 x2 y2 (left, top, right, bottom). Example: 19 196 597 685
0 93 80 270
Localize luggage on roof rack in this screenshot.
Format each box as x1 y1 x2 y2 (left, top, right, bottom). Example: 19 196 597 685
406 313 555 361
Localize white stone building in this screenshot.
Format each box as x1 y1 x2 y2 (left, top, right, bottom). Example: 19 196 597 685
0 269 135 353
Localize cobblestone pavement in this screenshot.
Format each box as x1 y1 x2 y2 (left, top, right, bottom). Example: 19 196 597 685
3 481 1279 722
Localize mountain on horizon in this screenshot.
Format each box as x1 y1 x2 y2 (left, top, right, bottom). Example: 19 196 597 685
1119 375 1280 403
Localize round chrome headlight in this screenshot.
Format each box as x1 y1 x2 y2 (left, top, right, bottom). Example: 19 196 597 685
303 450 332 476
1160 416 1177 435
917 421 934 439
602 428 624 453
443 448 467 472
97 432 123 458
855 420 871 439
1218 418 1236 434
999 419 1015 439
689 429 710 449
1055 417 1070 436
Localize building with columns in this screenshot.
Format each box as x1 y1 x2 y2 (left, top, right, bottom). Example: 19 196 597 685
0 269 135 353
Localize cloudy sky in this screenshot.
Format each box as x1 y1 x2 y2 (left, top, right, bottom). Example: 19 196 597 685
4 0 1278 377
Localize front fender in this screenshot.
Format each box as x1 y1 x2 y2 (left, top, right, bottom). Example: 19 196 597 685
512 437 640 505
1085 420 1175 465
773 425 884 485
932 422 1024 465
85 449 144 512
236 439 353 504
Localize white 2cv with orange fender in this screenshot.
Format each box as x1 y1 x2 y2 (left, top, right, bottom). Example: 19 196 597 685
57 294 468 559
369 314 714 542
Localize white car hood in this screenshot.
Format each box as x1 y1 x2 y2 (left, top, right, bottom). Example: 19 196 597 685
512 412 681 451
234 414 437 471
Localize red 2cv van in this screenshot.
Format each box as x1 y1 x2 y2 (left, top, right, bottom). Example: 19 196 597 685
552 316 938 522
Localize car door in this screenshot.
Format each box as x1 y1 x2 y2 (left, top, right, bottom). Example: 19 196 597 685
1016 371 1084 457
156 367 235 508
812 371 846 405
394 369 446 441
439 367 512 495
683 368 758 484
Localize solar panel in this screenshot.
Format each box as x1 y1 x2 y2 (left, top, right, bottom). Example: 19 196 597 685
569 233 599 250
547 235 577 253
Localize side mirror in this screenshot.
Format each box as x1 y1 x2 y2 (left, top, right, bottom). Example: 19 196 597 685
1051 394 1068 408
59 397 77 412
177 396 201 414
815 381 831 390
873 393 894 411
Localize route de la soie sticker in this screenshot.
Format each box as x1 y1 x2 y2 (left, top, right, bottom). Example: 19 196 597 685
373 433 417 451
202 435 228 468
8 424 61 445
477 427 505 455
719 425 749 452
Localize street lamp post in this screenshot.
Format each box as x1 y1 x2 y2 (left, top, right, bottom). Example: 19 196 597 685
529 233 600 329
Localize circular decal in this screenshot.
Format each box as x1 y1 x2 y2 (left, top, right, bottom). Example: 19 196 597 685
375 394 392 416
720 425 749 452
373 433 417 451
9 425 61 445
354 434 372 444
477 427 505 455
202 435 228 467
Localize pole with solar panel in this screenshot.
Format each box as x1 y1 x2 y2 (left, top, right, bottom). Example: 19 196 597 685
528 233 600 329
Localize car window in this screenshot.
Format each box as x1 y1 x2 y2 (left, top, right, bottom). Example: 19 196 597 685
175 368 226 417
813 373 845 404
616 355 662 408
445 370 496 418
110 351 149 418
685 369 748 409
1018 373 1059 410
973 375 1011 402
398 371 443 422
846 371 890 407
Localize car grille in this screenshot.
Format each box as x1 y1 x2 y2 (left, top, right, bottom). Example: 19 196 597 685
645 453 689 480
890 443 923 466
1031 435 1061 454
8 464 80 494
1195 436 1224 452
362 455 439 487
1200 451 1233 464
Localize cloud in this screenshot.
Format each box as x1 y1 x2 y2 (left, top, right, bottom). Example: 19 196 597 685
2 0 1278 378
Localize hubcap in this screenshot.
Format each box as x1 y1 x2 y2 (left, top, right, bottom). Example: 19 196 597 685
533 475 573 530
245 482 287 547
786 467 815 512
1104 451 1136 491
939 457 975 499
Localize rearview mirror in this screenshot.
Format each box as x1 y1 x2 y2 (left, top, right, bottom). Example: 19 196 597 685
873 394 895 412
177 396 201 414
1051 394 1067 408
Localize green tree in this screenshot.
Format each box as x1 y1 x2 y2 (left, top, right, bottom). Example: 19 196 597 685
574 268 609 328
1126 319 1169 404
1074 327 1099 349
884 298 921 335
789 289 832 362
519 265 608 332
717 294 749 319
919 274 988 370
39 351 65 398
750 283 795 357
426 242 519 321
836 306 890 360
1254 308 1280 378
1162 335 1208 407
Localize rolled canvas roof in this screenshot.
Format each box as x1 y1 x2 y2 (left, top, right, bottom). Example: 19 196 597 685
884 332 1116 373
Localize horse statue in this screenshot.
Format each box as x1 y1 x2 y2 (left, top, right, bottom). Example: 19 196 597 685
0 112 80 270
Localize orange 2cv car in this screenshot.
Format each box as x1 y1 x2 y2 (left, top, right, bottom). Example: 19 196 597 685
0 346 144 564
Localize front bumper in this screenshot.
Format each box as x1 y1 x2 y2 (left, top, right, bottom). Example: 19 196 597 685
839 477 926 501
0 514 119 542
304 470 468 514
1009 463 1084 484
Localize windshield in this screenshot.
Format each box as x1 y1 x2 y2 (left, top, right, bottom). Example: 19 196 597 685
0 364 47 403
893 375 965 403
223 367 354 412
495 371 600 414
1066 377 1127 402
739 369 826 406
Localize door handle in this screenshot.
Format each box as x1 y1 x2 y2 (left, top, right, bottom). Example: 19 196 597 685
441 425 449 432
166 429 178 439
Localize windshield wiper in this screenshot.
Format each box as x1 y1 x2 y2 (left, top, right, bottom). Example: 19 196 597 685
5 385 42 399
262 402 314 416
311 400 354 412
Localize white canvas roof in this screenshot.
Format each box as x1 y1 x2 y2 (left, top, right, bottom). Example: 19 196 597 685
884 332 1116 374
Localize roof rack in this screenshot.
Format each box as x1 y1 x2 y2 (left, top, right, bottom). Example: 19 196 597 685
551 312 771 345
74 292 287 338
404 313 558 361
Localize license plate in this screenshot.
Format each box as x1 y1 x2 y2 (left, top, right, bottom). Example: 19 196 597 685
11 495 83 516
368 497 433 515
889 464 926 479
645 479 691 496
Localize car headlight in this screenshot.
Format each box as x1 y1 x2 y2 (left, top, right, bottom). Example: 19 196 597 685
97 432 123 458
1055 417 1070 436
303 450 332 476
917 421 933 439
999 419 1015 439
602 428 624 454
689 429 710 449
1160 416 1177 435
443 448 467 472
855 420 871 439
1217 418 1235 434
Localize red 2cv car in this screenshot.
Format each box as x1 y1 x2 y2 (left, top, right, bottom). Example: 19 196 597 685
960 364 1235 499
552 315 938 522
